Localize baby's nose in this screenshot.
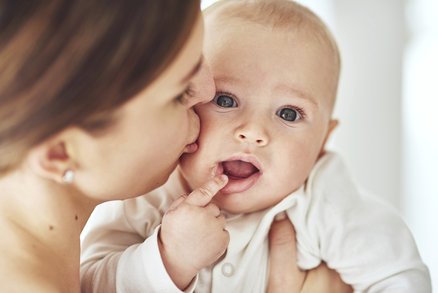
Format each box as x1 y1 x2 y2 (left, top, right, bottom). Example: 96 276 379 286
235 124 269 147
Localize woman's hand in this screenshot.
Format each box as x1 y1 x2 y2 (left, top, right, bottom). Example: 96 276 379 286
268 213 353 293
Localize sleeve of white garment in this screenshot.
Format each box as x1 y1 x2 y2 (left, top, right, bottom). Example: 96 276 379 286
80 190 198 293
298 153 431 293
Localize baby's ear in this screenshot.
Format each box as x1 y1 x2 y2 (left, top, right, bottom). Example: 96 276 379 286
319 119 339 157
26 132 76 184
326 119 339 141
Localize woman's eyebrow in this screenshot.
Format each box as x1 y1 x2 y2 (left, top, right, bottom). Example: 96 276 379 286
180 56 203 85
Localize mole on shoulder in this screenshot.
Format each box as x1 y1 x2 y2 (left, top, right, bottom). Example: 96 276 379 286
49 225 54 230
75 214 78 221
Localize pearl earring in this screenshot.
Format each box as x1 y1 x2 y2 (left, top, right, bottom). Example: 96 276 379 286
62 169 75 183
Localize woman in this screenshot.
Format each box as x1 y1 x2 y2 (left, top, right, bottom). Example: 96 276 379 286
0 1 350 292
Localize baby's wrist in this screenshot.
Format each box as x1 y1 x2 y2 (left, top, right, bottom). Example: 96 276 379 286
158 233 198 290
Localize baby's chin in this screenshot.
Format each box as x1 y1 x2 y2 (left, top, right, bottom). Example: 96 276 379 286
211 193 269 215
214 186 299 215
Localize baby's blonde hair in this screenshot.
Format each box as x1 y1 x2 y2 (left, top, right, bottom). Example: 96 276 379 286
204 0 341 114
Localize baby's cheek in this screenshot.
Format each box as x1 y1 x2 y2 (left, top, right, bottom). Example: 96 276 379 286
274 161 304 191
179 155 202 187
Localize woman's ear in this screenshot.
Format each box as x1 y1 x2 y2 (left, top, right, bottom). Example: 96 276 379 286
26 131 77 184
319 119 339 158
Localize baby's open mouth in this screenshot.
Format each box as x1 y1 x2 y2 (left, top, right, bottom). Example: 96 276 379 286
219 159 261 194
222 160 260 179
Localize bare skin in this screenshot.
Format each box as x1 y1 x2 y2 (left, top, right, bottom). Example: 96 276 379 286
0 169 96 293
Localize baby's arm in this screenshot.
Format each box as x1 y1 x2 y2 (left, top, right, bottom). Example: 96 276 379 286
80 175 229 293
288 154 431 293
80 191 180 293
268 214 352 293
316 193 431 292
301 155 432 292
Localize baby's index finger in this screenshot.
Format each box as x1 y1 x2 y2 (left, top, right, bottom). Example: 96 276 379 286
185 175 228 207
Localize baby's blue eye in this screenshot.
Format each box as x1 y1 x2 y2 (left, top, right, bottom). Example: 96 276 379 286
276 107 300 122
213 94 237 108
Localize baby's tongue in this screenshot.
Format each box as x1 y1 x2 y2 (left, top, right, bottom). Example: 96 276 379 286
222 160 258 179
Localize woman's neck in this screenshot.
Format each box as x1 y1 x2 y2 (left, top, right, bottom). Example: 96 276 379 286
0 169 96 292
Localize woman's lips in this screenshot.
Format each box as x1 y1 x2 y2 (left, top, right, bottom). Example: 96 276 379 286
184 141 198 154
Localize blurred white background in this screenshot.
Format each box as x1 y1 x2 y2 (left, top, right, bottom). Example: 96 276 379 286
202 0 438 288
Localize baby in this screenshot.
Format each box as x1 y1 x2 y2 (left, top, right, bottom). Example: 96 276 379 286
80 1 431 292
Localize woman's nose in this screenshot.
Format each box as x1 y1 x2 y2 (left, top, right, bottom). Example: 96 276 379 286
234 123 269 147
186 59 215 107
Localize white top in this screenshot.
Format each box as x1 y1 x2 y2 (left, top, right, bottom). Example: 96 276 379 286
80 152 431 293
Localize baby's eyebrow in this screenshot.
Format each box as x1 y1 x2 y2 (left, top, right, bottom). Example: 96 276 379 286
276 84 318 108
213 76 319 108
213 75 242 85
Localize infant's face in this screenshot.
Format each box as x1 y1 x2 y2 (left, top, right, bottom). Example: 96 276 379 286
179 18 337 214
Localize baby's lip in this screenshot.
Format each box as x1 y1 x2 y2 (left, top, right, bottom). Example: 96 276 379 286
217 154 262 194
220 154 263 173
227 154 262 171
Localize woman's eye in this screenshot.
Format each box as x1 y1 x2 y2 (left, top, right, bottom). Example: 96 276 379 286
213 94 237 108
174 85 194 105
276 107 301 122
175 93 187 104
174 90 189 105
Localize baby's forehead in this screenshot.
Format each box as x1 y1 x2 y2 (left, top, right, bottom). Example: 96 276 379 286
205 2 339 68
204 0 340 114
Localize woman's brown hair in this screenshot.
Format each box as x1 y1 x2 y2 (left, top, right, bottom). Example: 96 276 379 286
0 0 200 175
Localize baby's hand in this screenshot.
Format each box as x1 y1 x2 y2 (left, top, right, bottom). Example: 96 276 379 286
159 175 229 290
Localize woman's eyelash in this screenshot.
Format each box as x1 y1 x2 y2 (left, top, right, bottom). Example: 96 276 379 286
175 93 187 105
175 85 194 105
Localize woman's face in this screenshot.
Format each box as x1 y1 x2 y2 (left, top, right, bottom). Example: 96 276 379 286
74 13 215 200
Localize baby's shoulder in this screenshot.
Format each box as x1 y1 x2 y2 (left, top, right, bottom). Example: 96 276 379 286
305 152 392 217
